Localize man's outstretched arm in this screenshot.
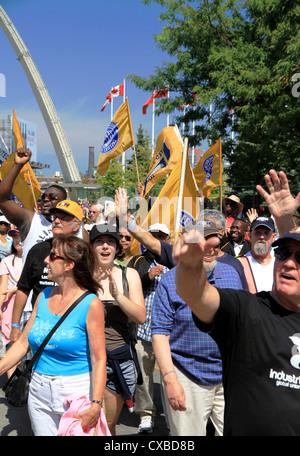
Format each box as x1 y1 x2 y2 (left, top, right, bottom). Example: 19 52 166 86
0 148 34 239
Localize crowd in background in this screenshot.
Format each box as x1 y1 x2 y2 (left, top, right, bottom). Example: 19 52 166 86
0 150 299 436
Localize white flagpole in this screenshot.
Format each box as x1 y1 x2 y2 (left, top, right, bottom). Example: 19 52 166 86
167 90 169 127
152 94 155 156
192 106 195 168
111 87 113 121
174 136 188 243
209 102 212 146
122 78 126 173
181 105 187 135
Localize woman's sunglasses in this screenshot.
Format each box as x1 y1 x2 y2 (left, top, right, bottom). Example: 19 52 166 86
119 234 132 241
274 246 300 265
49 251 66 262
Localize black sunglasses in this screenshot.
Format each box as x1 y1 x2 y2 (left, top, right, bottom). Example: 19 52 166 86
49 251 66 262
50 213 74 222
41 193 60 201
119 234 132 241
274 246 300 265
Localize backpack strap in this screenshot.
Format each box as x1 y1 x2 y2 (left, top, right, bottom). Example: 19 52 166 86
239 256 257 294
121 265 129 298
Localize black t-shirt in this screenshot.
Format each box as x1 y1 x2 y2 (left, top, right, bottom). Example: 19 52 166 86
193 289 300 436
17 238 55 308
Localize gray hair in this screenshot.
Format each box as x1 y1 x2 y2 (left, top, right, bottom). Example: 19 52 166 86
202 209 226 230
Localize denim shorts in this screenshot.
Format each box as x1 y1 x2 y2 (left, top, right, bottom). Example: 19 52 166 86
106 359 137 396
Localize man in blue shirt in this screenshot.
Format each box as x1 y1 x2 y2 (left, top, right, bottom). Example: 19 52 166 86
151 222 243 436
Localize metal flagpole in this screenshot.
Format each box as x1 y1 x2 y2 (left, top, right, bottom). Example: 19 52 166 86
152 93 155 156
122 78 126 173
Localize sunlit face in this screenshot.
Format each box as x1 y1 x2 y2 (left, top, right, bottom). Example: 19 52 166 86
203 234 220 272
44 247 67 281
118 229 133 251
40 187 65 215
250 226 277 256
273 240 300 310
13 235 22 252
89 206 100 223
0 221 9 234
51 210 79 235
224 200 238 216
230 220 248 244
92 235 118 265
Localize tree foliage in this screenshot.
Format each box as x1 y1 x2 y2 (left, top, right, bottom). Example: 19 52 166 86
128 0 300 208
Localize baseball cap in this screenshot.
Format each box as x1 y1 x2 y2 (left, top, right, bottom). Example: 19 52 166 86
0 215 9 225
184 220 220 238
49 200 83 222
272 226 300 247
250 216 275 232
148 223 170 236
8 229 20 237
89 223 120 244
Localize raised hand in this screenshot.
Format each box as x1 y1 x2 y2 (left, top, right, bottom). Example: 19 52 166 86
14 148 32 165
256 170 300 235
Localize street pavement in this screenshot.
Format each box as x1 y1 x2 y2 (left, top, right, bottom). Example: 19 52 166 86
0 366 169 437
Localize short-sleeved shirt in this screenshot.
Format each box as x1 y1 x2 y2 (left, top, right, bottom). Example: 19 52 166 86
193 289 300 436
152 263 243 385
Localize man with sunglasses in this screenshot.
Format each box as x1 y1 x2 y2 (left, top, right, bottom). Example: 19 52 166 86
174 172 300 435
10 200 83 345
0 148 67 262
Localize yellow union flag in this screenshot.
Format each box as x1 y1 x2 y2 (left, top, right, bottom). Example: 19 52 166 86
131 149 199 255
97 98 134 176
0 110 41 211
142 125 183 197
193 138 222 198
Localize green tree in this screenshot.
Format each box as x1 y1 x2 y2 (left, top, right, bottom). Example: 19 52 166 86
95 158 125 198
128 0 300 208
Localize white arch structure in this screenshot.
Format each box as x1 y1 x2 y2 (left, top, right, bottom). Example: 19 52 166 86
0 6 81 183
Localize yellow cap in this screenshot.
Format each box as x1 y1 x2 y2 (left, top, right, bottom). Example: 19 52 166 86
50 200 83 222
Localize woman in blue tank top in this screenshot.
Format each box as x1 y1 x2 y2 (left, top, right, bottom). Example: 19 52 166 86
0 235 107 436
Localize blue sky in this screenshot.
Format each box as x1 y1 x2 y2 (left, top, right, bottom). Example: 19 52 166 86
0 0 178 177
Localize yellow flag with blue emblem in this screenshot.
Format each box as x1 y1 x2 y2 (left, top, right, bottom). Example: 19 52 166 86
97 98 134 176
193 138 222 198
0 110 41 211
131 148 199 255
142 125 183 197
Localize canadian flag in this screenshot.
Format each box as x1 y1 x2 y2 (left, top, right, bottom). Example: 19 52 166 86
100 83 124 112
100 93 111 112
142 88 168 115
111 83 124 97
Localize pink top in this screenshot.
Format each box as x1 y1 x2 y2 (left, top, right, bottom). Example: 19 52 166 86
0 254 22 344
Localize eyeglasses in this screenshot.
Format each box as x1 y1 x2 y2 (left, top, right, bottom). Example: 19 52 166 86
50 213 74 222
274 246 300 265
49 251 66 262
119 234 132 241
41 193 60 201
0 222 9 226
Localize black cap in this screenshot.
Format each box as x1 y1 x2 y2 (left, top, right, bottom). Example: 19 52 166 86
89 223 120 244
250 217 275 232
